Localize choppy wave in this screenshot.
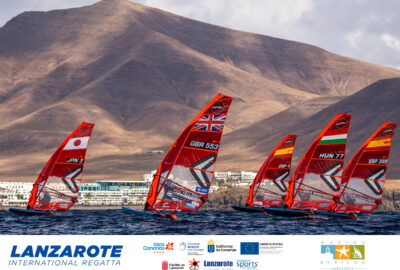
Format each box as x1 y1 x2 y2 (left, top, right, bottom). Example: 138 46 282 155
1 210 399 235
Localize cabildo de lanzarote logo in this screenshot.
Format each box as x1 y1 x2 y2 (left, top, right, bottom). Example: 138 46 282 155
320 240 365 270
9 244 122 267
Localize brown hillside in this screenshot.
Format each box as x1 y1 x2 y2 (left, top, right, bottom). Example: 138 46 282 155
0 0 399 180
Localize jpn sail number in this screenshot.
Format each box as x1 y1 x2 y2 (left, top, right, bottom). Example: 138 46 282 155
189 140 219 150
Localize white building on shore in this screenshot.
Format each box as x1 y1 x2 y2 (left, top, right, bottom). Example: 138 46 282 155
0 171 256 206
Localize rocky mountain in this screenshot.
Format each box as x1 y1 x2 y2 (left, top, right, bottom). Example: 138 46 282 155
222 78 400 179
0 0 399 180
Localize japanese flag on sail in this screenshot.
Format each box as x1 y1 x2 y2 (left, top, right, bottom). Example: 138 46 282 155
63 137 90 150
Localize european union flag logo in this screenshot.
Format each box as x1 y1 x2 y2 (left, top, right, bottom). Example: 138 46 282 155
240 242 259 255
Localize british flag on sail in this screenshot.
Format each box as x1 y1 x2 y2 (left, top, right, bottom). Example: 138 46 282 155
193 114 226 131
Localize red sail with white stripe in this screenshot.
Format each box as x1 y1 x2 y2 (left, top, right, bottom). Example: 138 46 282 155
246 134 297 208
145 94 232 212
27 122 94 211
285 114 351 210
334 122 397 213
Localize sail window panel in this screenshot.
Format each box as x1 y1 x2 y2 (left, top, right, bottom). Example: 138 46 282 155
45 176 81 196
174 148 216 171
342 177 384 200
169 165 212 191
298 173 341 196
260 180 287 196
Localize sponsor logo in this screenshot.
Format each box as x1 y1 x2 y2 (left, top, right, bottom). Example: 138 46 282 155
163 260 185 270
237 259 259 270
166 242 174 251
211 101 224 113
207 240 236 253
283 138 294 146
9 245 122 267
382 127 393 135
189 141 219 150
179 242 187 251
195 187 209 195
207 240 215 253
321 241 365 269
189 258 200 270
66 158 84 163
143 242 174 253
335 118 348 129
163 260 169 270
240 242 259 255
204 260 233 268
259 242 284 255
181 243 204 256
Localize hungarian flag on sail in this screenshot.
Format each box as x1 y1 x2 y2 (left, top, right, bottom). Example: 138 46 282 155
285 114 352 210
27 122 94 211
145 94 233 212
246 134 297 208
333 122 397 213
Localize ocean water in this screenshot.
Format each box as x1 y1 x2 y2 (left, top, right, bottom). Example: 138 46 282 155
0 209 399 235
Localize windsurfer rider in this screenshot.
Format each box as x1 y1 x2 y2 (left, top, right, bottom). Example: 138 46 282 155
153 211 177 220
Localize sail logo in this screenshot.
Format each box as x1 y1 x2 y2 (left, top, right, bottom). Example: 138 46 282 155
211 101 224 113
335 118 348 129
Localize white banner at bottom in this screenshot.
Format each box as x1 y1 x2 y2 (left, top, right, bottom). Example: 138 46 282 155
0 235 398 270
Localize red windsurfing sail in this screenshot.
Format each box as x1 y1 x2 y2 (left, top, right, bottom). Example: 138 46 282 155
334 122 397 213
145 94 233 212
246 134 297 208
285 114 351 210
27 122 94 211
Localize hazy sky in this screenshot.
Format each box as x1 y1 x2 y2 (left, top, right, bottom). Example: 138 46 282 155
1 0 399 69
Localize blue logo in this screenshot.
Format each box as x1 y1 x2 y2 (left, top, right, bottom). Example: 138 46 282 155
240 242 259 255
195 187 209 194
207 240 215 253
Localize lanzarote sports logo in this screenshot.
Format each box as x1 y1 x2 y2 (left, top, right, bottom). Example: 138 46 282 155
320 241 365 269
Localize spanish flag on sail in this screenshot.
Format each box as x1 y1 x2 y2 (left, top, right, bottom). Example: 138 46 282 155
274 147 294 156
366 138 392 149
